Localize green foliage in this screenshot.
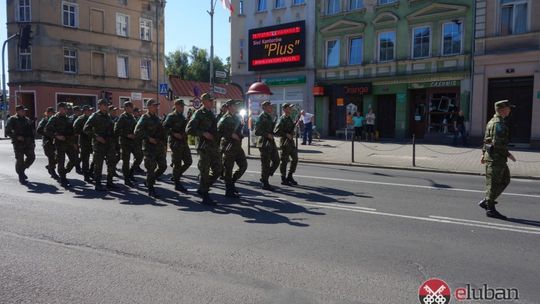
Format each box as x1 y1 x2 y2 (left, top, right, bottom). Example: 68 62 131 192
165 46 229 83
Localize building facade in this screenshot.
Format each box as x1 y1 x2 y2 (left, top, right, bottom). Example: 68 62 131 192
229 0 316 118
5 0 166 122
315 0 474 139
472 0 540 148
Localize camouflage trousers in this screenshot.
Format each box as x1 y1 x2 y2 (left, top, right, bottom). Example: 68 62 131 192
485 161 510 203
170 143 192 181
222 145 247 187
197 146 222 193
55 142 79 178
121 141 143 179
93 141 117 183
259 145 280 183
279 143 298 177
144 145 167 187
12 139 35 175
43 139 56 170
79 141 92 175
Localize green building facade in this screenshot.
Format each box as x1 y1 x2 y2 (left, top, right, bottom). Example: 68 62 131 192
315 0 473 140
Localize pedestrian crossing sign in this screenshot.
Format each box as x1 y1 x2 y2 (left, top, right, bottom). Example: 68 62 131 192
159 83 168 95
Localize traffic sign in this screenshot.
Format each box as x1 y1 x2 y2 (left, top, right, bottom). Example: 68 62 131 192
215 70 227 79
213 86 227 95
192 97 201 109
159 83 168 95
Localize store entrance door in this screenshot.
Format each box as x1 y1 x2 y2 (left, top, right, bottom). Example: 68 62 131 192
377 94 396 138
409 89 427 138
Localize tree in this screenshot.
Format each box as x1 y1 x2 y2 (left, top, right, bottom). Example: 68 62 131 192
165 50 190 79
164 46 230 83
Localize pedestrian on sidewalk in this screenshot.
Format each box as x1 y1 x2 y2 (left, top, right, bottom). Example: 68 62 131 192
352 111 365 141
452 110 468 146
255 101 280 191
5 105 35 184
299 110 314 145
274 103 298 186
478 100 516 219
365 109 376 141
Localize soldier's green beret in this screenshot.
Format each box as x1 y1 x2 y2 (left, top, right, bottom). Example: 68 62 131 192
200 93 214 101
261 101 272 107
282 103 295 109
146 99 160 107
494 100 515 109
174 99 185 106
97 99 109 106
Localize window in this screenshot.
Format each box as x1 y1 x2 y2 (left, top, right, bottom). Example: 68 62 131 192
64 48 77 73
378 31 396 62
16 0 31 22
326 39 340 67
119 96 130 109
140 58 151 80
442 22 462 55
500 0 528 35
412 26 430 58
275 0 285 8
350 0 364 10
62 2 78 27
293 0 305 4
117 56 128 78
18 47 31 70
116 13 129 37
257 0 267 12
348 37 363 65
239 39 245 61
327 0 340 14
239 0 244 14
140 18 152 41
378 0 397 5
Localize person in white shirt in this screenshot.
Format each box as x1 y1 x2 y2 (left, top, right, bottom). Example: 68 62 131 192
299 110 314 145
365 109 376 141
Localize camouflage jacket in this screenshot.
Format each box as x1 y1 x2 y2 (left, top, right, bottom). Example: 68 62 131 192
134 113 167 151
45 113 76 144
37 117 52 142
5 114 34 143
114 112 138 144
73 114 92 145
83 111 115 145
254 112 276 148
217 113 243 151
163 110 188 146
274 114 296 147
483 114 510 163
186 107 218 149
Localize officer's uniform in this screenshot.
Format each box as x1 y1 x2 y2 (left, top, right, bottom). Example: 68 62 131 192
5 105 35 183
69 106 83 174
132 108 144 174
217 99 247 197
36 107 58 178
73 106 93 182
254 101 280 190
109 106 121 171
114 102 143 186
186 93 221 204
479 100 515 219
83 99 117 190
274 103 298 186
45 103 80 186
163 99 192 191
134 99 167 197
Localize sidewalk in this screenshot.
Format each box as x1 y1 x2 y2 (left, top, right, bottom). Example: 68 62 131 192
241 138 540 179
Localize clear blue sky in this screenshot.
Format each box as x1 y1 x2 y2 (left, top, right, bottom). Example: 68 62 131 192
0 1 231 81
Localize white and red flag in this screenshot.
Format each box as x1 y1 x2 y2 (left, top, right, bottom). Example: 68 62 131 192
221 0 234 14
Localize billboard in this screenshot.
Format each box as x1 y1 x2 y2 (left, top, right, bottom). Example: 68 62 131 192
248 21 306 71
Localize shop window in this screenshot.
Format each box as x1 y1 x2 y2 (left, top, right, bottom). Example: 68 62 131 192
428 92 458 133
500 0 528 35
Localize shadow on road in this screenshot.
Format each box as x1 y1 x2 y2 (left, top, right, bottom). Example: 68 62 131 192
25 181 61 194
505 218 540 228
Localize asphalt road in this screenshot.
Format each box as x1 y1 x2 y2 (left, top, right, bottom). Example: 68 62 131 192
0 140 539 304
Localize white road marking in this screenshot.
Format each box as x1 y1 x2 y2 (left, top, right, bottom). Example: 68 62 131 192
429 216 540 232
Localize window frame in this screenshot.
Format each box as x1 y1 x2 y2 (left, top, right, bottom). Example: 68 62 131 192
378 0 397 5
377 31 396 62
348 36 363 65
140 58 151 80
411 25 431 59
116 13 130 37
63 47 78 74
325 39 340 68
326 0 341 15
441 21 463 56
16 0 31 22
293 0 305 5
257 0 267 12
499 0 529 35
275 0 285 9
140 18 152 41
18 47 32 71
350 0 364 11
117 55 129 78
62 1 78 28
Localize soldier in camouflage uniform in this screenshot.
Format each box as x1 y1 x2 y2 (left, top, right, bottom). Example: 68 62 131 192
163 99 192 192
274 103 298 186
478 100 517 219
254 101 280 191
186 93 221 205
5 105 35 184
217 99 247 198
115 101 143 188
45 102 79 187
83 99 117 191
36 107 59 179
73 105 94 182
109 105 121 176
70 105 83 175
132 107 145 174
216 103 228 179
134 99 167 198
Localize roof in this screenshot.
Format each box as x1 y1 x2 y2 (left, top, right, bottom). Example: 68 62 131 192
168 76 243 100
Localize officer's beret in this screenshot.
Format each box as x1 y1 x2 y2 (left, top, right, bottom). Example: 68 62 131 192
261 101 272 107
97 99 109 106
200 93 214 101
494 100 515 109
225 99 242 106
174 99 185 106
123 101 134 108
146 99 160 107
282 103 295 109
46 107 55 113
15 105 28 111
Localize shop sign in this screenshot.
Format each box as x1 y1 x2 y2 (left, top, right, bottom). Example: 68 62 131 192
262 75 306 86
131 92 142 101
409 80 460 89
344 83 372 95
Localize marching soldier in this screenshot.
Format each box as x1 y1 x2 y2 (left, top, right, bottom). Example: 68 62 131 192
70 105 84 175
83 99 117 191
254 101 280 191
109 105 121 175
217 99 247 198
114 101 142 187
134 99 167 198
186 93 221 205
36 107 59 179
479 100 517 219
45 102 79 187
73 105 94 182
5 105 35 184
274 103 298 186
132 107 145 174
163 99 192 192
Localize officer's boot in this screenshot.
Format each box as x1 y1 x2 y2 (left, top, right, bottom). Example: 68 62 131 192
148 185 160 198
287 173 298 186
174 178 188 193
46 165 60 180
225 183 240 198
106 174 118 190
124 176 135 188
84 171 93 183
16 169 27 184
281 175 292 186
478 198 488 210
486 201 507 219
261 179 275 191
95 181 106 191
75 163 83 175
201 192 217 206
60 175 70 187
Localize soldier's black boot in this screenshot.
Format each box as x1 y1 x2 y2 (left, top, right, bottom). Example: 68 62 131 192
124 178 135 188
127 168 136 181
17 169 27 184
287 174 298 186
148 185 160 198
84 172 93 183
201 192 217 206
46 165 60 180
174 179 188 193
281 175 292 186
75 163 83 175
261 179 275 191
106 175 118 190
478 198 488 210
95 181 106 191
486 201 507 220
225 184 240 198
60 176 70 187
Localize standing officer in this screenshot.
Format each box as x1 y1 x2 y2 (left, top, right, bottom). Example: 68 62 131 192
36 107 59 179
479 100 516 219
134 99 167 198
45 102 79 187
114 101 142 187
163 99 192 192
217 99 247 198
254 101 280 190
84 99 117 191
186 93 221 205
274 103 298 186
73 105 94 182
5 105 35 184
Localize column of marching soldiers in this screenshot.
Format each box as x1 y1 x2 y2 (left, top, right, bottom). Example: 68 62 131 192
4 93 299 206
